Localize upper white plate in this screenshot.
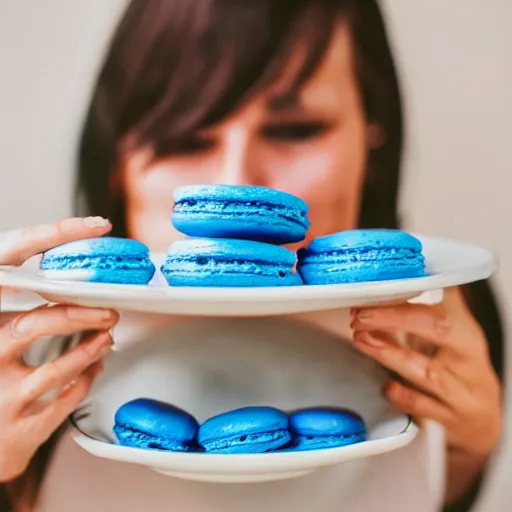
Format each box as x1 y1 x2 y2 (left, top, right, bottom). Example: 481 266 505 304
0 234 497 316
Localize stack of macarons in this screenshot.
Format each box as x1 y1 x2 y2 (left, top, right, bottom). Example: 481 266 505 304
160 185 311 287
113 398 367 454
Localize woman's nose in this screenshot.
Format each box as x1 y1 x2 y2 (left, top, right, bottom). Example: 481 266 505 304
218 128 262 186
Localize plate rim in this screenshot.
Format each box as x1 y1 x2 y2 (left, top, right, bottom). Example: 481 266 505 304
0 233 498 309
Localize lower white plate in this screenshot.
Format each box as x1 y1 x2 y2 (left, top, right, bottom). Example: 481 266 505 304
0 234 497 316
71 416 417 483
70 322 419 484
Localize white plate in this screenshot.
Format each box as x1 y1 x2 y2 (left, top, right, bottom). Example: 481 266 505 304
71 417 417 483
0 234 497 316
69 324 418 483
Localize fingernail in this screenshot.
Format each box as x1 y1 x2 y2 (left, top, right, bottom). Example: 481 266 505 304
62 379 77 392
356 309 372 322
94 360 105 376
83 216 110 228
89 360 105 381
12 314 33 338
95 332 113 357
98 345 112 358
410 361 427 379
383 381 397 398
67 307 113 321
426 367 439 380
354 332 387 349
104 309 116 321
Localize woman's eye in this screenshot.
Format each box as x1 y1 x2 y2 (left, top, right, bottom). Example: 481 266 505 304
156 137 215 156
262 122 331 142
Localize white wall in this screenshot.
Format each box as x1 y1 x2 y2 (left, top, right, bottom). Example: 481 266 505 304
0 1 511 509
0 0 127 226
379 3 512 508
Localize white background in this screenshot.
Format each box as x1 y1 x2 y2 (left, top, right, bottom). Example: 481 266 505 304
0 1 511 509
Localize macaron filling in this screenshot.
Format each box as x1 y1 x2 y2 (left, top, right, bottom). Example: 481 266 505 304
174 199 309 229
113 424 192 451
200 428 292 453
293 430 366 450
162 256 295 278
40 255 155 272
299 246 424 264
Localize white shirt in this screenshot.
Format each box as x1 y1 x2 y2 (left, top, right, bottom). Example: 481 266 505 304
32 312 445 512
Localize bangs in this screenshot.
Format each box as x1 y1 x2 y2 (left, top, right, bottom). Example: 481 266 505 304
106 0 344 153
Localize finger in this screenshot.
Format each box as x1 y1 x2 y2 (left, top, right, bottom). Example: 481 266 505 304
443 286 475 316
352 331 468 404
384 380 453 425
441 287 489 338
30 360 103 441
18 331 112 407
0 304 118 361
0 217 111 266
350 295 486 356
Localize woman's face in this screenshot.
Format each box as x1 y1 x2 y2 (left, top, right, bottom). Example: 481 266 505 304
122 24 369 252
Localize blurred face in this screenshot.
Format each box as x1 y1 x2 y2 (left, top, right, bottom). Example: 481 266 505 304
122 24 369 252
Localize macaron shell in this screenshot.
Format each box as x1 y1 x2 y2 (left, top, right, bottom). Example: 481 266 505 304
172 216 307 245
172 185 310 244
289 408 366 436
42 237 151 258
161 271 302 288
161 238 302 287
302 229 423 254
199 406 290 439
174 185 309 212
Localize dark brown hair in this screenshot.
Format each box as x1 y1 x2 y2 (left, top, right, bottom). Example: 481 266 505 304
4 0 503 510
77 0 402 233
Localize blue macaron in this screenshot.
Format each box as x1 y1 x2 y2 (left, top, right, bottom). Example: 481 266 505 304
113 398 199 451
198 406 292 454
160 238 302 287
172 185 310 244
288 407 367 451
298 229 426 285
40 237 156 285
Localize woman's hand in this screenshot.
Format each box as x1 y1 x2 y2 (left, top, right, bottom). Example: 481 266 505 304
0 217 119 482
350 287 502 501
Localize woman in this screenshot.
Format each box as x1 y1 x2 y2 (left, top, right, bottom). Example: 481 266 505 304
0 0 503 510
